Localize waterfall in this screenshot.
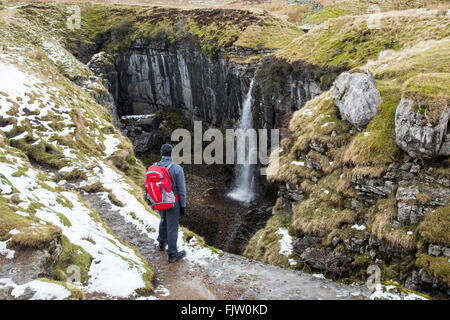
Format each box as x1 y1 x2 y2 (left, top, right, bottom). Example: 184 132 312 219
228 78 256 203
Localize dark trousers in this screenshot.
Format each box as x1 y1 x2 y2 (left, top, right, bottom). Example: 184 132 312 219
157 202 180 255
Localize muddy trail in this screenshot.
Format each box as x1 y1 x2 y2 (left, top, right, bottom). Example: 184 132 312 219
83 193 370 300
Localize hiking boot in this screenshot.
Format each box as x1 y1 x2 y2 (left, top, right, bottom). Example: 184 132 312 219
159 242 167 251
168 250 186 263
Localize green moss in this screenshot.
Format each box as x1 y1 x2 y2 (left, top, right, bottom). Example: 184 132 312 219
302 6 348 25
403 73 450 125
0 197 31 241
155 111 188 130
416 254 450 287
382 280 432 300
56 213 72 227
292 197 357 237
343 85 403 166
54 236 92 286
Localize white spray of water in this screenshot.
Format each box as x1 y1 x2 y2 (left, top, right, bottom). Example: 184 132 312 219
228 78 255 203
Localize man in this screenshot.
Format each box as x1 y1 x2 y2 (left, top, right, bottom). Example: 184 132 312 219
155 143 187 263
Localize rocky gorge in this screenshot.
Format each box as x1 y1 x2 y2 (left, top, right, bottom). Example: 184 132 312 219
0 1 448 300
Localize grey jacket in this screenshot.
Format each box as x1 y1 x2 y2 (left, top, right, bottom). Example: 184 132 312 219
157 156 186 207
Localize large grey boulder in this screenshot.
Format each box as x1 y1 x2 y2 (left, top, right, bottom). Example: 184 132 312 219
395 97 449 159
332 69 381 129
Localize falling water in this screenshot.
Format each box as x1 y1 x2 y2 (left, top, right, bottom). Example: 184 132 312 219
228 78 255 203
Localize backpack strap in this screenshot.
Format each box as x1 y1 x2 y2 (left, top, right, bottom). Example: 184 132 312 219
155 162 174 170
166 162 174 170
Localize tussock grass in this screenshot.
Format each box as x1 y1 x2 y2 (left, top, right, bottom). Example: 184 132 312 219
417 205 450 247
9 224 62 249
402 73 450 125
0 197 61 249
277 12 449 67
18 2 303 61
292 198 357 237
234 15 304 50
367 195 417 252
10 136 68 169
244 214 299 269
268 92 352 185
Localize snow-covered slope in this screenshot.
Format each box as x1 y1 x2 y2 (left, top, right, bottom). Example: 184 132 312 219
0 8 216 300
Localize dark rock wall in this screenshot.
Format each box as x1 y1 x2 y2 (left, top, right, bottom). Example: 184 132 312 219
113 39 323 130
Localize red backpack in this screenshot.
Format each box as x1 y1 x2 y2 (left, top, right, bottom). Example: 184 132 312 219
145 162 178 211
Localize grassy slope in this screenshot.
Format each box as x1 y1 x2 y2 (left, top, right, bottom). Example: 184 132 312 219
1 3 222 299
16 2 304 63
245 8 450 290
0 8 155 298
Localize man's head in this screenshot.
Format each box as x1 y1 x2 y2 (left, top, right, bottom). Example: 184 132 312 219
160 143 173 157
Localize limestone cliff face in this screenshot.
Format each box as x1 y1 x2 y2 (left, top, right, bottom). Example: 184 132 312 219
115 39 247 128
112 39 322 130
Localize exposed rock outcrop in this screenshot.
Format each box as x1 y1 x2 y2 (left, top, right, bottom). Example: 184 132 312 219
87 51 119 101
395 97 449 159
332 69 381 129
118 114 167 154
115 39 248 127
113 39 324 130
0 238 62 286
300 247 353 277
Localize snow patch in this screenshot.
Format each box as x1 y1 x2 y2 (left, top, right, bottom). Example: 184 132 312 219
370 283 428 300
351 224 366 231
276 228 294 257
0 240 15 259
11 280 71 300
103 134 121 157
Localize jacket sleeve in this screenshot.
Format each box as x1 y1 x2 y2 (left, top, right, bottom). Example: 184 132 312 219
176 166 187 207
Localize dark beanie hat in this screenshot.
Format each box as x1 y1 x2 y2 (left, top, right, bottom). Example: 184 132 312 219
160 143 173 156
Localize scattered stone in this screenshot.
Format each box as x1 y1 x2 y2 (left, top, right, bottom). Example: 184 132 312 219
0 286 13 300
351 198 363 210
14 287 36 300
331 236 340 247
428 244 442 257
293 236 321 254
410 164 421 174
443 247 450 257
